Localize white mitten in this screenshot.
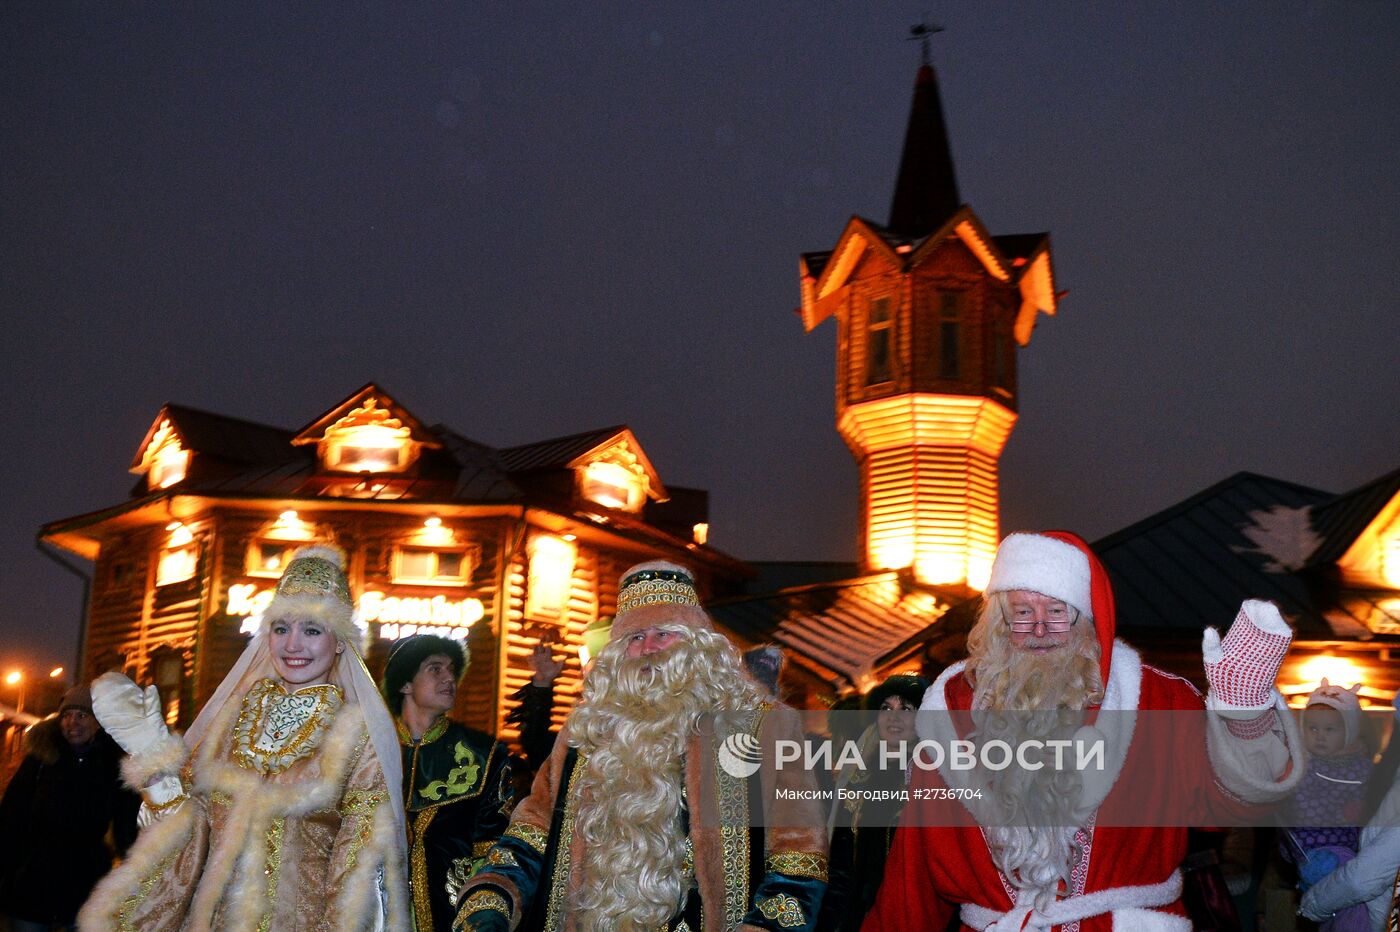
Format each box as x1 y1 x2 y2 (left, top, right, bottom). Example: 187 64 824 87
91 672 170 757
1203 599 1292 715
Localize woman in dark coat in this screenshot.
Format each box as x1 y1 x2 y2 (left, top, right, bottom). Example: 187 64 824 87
0 687 139 931
819 674 929 932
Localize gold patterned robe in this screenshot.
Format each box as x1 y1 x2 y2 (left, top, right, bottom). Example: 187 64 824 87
79 679 410 931
455 703 828 931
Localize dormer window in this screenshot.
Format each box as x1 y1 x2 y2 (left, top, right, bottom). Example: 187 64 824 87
582 461 645 512
1384 533 1400 589
137 420 190 490
321 398 415 474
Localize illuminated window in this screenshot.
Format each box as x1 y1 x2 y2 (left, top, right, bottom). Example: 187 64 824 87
1384 533 1400 589
392 546 471 585
149 447 189 489
866 296 893 385
582 461 645 512
938 291 963 380
525 535 577 619
156 523 198 586
246 540 301 577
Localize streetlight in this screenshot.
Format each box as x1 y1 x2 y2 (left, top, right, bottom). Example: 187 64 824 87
3 670 23 717
49 666 64 679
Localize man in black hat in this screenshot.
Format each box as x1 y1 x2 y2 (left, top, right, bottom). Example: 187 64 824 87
382 635 514 932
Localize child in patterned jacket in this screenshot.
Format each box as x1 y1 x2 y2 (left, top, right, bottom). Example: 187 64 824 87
1285 679 1374 932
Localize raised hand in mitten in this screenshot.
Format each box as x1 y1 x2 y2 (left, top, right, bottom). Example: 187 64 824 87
91 671 169 757
1202 599 1292 712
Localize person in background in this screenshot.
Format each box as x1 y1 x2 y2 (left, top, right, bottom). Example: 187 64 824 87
0 687 140 932
819 674 928 931
1284 680 1373 931
743 645 785 700
505 642 565 778
1301 699 1400 931
381 634 514 931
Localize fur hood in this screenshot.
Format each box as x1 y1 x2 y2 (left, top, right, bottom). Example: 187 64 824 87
22 715 121 766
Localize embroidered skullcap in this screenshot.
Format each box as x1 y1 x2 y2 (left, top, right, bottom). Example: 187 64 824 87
609 560 712 642
263 544 358 645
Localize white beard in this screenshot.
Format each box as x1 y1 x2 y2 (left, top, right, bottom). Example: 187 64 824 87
971 641 1102 910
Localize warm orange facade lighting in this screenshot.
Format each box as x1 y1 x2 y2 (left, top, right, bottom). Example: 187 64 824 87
841 395 1015 589
1293 654 1364 692
1384 532 1400 589
3 671 19 686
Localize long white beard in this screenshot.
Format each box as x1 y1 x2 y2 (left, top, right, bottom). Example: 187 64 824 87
565 631 761 932
969 632 1103 910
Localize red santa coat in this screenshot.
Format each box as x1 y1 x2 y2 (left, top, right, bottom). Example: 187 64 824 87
864 644 1215 932
865 532 1282 932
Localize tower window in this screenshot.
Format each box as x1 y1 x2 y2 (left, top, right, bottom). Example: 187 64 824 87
866 296 893 385
938 291 962 380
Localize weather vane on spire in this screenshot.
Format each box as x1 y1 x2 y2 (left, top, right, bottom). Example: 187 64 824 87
907 16 944 67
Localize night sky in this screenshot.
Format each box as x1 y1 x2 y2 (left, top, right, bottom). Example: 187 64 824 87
3 4 1397 675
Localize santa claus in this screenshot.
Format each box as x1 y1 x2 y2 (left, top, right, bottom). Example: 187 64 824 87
863 530 1304 931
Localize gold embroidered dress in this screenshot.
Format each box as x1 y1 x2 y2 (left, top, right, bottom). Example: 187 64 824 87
80 673 407 931
80 547 410 932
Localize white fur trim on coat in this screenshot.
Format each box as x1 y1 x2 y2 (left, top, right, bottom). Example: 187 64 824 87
960 869 1187 930
986 533 1094 620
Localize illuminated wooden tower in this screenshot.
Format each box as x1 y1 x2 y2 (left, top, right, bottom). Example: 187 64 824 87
799 57 1059 591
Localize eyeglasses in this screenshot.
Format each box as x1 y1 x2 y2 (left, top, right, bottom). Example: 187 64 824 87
1007 605 1079 633
1009 619 1076 633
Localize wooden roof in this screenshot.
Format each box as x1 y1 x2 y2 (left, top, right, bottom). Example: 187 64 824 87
708 573 960 691
45 389 732 570
130 403 297 470
1092 470 1400 641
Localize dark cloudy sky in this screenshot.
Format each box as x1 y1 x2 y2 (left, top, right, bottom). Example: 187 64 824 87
3 3 1397 674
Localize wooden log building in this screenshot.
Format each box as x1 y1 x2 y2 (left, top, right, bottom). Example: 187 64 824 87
38 383 751 739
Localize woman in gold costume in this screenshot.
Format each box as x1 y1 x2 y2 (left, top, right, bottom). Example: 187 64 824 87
79 546 410 931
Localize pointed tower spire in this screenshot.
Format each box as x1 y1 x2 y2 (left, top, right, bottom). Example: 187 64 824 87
888 29 960 238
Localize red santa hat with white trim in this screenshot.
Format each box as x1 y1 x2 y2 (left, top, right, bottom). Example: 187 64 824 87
986 530 1119 684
